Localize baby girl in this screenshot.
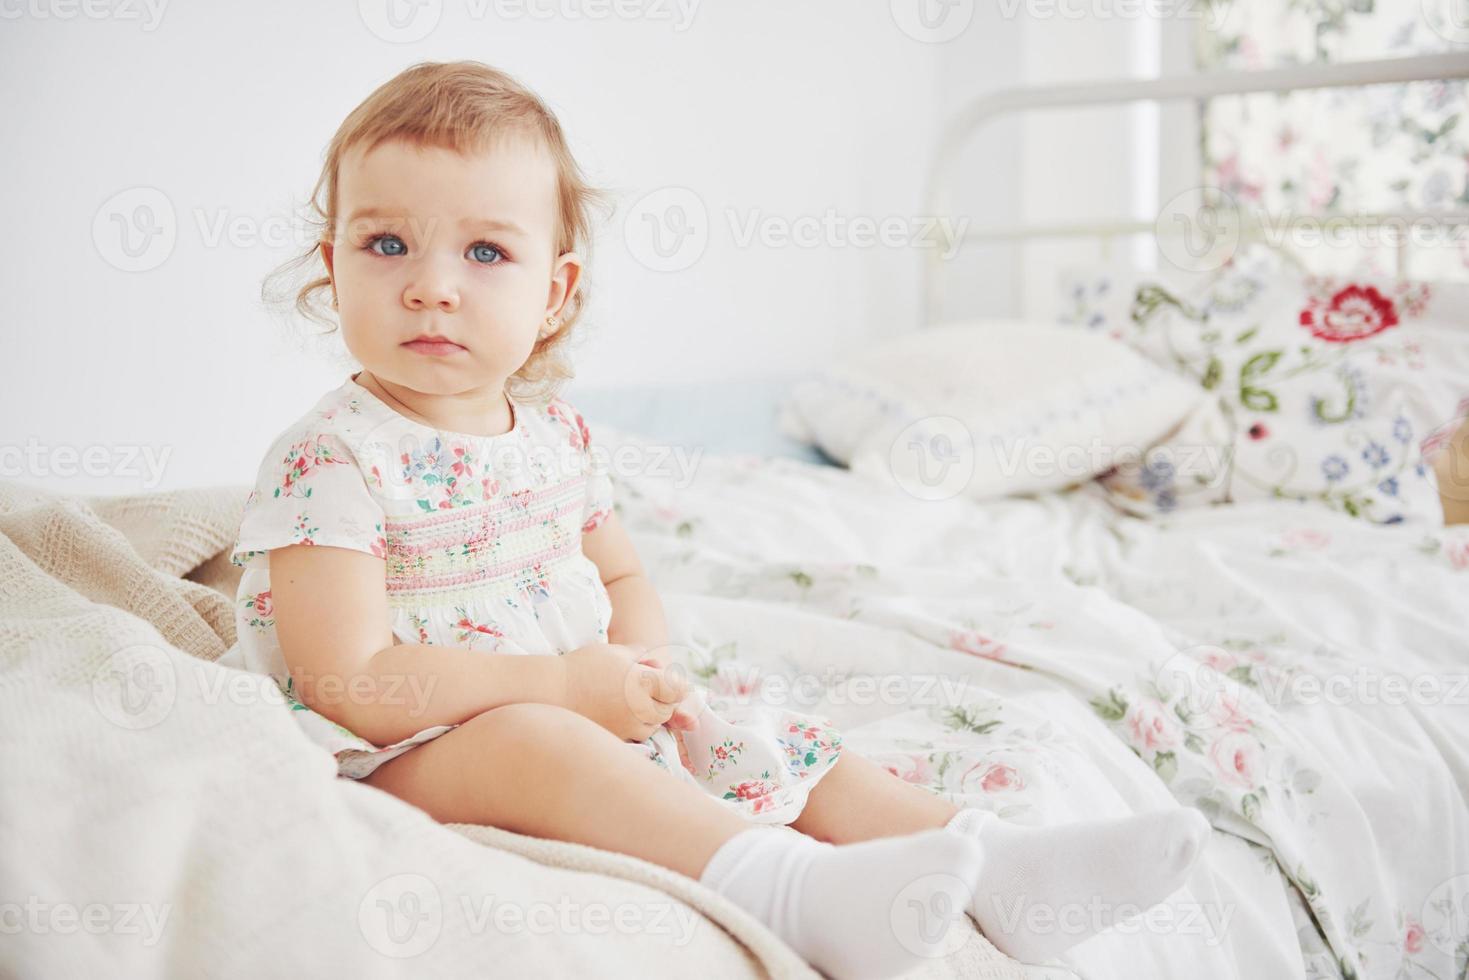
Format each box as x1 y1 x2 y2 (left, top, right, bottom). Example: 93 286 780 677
224 60 1209 979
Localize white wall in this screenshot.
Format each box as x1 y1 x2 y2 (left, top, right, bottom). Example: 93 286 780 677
0 2 1174 496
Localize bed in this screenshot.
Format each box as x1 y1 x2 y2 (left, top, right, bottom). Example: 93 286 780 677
4 55 1468 980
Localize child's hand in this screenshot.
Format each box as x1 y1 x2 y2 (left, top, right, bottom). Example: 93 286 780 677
560 643 688 742
634 651 703 731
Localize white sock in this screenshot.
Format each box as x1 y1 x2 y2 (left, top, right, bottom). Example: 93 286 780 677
698 824 985 980
942 806 1210 964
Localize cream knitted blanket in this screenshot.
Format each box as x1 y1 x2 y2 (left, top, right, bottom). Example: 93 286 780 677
0 480 1022 980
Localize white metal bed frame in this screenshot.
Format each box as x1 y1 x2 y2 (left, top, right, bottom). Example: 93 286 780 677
922 51 1469 324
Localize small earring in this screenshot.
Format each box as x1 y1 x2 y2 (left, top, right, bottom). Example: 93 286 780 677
539 314 559 340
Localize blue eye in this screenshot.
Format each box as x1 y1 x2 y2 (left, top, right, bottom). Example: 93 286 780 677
469 242 505 265
366 234 406 257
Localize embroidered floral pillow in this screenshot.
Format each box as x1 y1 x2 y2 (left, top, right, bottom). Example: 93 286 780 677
1059 249 1469 526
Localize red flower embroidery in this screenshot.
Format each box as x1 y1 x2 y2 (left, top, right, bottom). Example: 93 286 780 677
1298 284 1399 343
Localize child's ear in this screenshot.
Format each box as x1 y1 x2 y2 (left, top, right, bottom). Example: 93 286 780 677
320 240 336 281
545 250 583 322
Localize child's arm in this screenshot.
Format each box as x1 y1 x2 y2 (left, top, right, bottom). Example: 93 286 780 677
581 510 668 652
269 543 570 747
582 511 703 730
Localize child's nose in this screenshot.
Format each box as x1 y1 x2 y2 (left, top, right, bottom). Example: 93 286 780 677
402 260 461 312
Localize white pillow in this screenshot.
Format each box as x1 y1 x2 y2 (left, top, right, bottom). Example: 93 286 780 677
781 320 1205 501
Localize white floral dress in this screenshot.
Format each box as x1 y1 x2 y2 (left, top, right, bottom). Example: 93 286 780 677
218 373 842 824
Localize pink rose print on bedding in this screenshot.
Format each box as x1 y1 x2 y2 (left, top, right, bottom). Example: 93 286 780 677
881 753 934 786
965 762 1024 794
1209 730 1262 790
1126 699 1181 751
948 629 1007 661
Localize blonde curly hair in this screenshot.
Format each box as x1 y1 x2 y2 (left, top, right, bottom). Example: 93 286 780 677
264 60 611 403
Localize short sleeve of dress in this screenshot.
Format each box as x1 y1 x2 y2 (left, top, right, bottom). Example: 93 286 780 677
230 430 388 569
552 398 614 534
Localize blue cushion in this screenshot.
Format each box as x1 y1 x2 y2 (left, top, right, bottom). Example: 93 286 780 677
562 375 833 465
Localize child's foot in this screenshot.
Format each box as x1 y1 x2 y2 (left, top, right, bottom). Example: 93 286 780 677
943 806 1210 964
699 825 985 980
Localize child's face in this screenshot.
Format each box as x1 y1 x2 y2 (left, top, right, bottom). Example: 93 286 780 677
322 135 580 397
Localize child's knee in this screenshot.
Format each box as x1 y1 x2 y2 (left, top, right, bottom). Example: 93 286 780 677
473 701 610 753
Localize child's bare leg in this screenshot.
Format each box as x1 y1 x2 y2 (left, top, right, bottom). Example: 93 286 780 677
790 750 960 844
1435 415 1469 525
361 702 749 880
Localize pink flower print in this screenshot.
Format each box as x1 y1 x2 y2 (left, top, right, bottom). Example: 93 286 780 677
948 629 1007 661
368 464 383 489
453 607 504 647
1447 539 1469 572
882 753 932 785
1208 692 1255 734
481 476 500 499
449 445 475 480
277 434 348 500
291 513 319 545
242 590 275 631
1126 699 1180 751
1404 920 1425 955
725 778 775 814
710 663 763 700
1198 646 1239 676
976 763 1023 793
508 489 535 513
1208 731 1261 790
370 524 387 559
1282 528 1330 550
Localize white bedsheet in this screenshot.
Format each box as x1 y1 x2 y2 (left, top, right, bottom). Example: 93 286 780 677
600 425 1469 980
